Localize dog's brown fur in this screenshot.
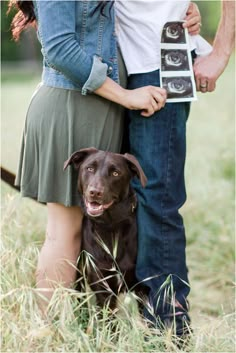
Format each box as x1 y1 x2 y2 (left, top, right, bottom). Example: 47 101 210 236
64 148 147 309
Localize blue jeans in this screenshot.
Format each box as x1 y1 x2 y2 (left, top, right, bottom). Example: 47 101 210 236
126 70 191 323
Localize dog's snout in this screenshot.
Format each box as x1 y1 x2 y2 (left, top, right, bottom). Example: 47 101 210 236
89 187 103 199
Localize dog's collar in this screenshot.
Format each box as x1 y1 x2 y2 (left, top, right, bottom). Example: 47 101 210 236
84 189 137 227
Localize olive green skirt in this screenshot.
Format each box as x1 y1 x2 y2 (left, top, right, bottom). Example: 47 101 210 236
15 59 127 206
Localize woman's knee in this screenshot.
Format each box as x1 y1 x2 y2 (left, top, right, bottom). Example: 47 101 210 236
46 202 83 240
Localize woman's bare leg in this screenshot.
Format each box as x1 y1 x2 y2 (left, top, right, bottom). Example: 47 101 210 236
36 203 83 312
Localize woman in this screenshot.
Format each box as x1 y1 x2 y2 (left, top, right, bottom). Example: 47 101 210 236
9 0 166 313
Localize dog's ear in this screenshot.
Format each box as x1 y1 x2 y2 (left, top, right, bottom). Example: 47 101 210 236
123 153 147 188
64 147 98 171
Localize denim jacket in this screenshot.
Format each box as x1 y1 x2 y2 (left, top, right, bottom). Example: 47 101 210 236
34 0 118 95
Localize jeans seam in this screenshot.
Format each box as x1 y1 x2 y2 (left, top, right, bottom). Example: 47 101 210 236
161 106 175 274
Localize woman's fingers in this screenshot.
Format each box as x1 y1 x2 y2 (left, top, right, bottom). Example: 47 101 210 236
183 16 201 35
183 2 201 35
141 87 167 117
155 87 167 108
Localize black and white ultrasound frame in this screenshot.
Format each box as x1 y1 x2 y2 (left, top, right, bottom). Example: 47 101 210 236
160 21 197 103
161 49 190 71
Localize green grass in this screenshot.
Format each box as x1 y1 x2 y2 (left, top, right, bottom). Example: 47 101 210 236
1 70 40 83
1 63 41 83
1 55 235 352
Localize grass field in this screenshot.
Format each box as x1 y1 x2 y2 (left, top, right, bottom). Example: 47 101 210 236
1 55 235 352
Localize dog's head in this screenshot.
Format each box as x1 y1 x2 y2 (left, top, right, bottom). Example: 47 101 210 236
64 148 147 217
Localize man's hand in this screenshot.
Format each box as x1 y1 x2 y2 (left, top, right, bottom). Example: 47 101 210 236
193 51 228 92
193 1 235 93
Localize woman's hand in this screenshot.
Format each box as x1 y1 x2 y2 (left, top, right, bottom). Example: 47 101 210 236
123 86 167 117
95 77 167 117
183 2 201 36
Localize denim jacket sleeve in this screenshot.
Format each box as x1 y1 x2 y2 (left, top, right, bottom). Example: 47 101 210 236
34 0 108 94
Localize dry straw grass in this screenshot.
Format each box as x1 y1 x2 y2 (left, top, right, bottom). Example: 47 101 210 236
1 187 235 352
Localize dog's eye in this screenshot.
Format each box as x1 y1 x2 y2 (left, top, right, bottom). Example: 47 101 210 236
112 171 119 177
87 167 94 172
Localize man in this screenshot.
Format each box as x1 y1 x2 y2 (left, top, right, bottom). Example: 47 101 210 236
115 1 203 340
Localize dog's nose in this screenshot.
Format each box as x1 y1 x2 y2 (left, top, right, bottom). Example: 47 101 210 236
89 188 103 198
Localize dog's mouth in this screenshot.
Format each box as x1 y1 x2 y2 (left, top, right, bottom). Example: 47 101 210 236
84 199 114 217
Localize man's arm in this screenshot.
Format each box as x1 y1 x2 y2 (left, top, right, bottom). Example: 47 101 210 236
194 0 235 92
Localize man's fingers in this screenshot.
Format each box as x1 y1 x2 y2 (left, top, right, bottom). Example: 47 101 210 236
196 77 208 92
195 76 216 93
196 77 202 91
205 81 216 92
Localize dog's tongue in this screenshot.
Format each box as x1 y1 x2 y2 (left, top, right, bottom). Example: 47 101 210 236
85 200 114 217
87 202 103 217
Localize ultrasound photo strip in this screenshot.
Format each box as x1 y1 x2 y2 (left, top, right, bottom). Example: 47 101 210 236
160 21 197 103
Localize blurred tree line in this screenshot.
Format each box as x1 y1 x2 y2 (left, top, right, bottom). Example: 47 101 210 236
1 1 221 62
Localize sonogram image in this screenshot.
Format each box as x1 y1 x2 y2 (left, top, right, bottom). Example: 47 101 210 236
161 22 186 44
161 49 189 71
162 76 193 99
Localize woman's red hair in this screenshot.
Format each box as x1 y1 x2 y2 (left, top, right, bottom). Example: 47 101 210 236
8 0 36 41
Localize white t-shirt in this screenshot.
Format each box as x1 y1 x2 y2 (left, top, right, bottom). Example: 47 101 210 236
115 0 212 75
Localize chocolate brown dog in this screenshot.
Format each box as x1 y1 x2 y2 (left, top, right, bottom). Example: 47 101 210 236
64 148 147 309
